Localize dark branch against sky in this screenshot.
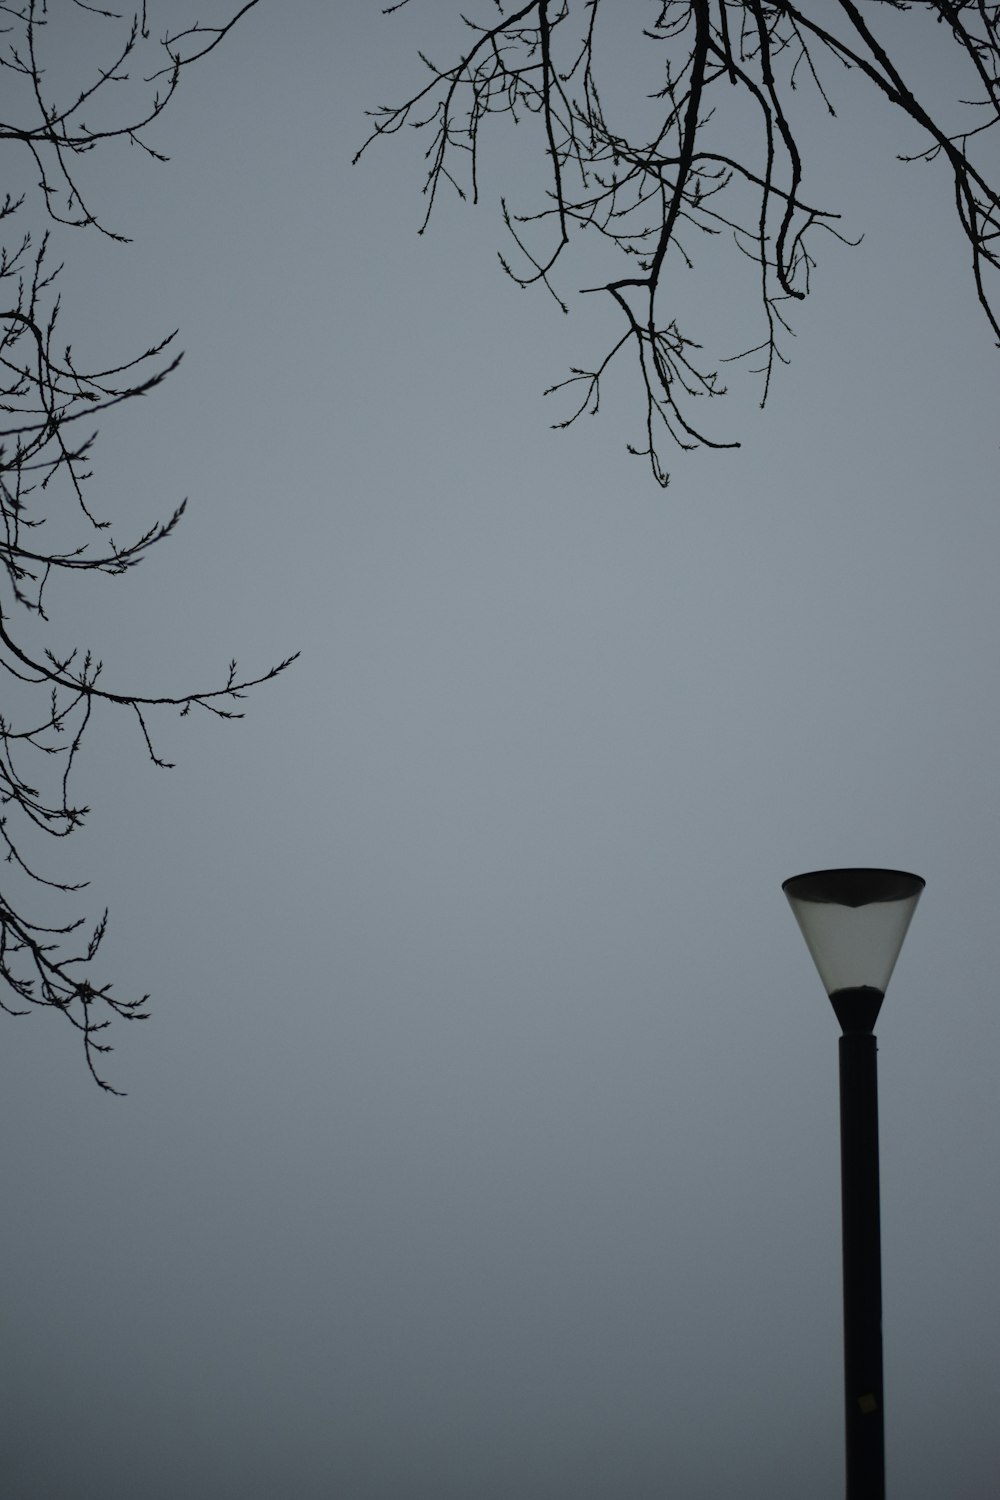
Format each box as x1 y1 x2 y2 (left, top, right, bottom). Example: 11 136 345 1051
359 1 1000 483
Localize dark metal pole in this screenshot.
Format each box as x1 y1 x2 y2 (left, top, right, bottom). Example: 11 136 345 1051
838 1027 885 1500
782 870 924 1496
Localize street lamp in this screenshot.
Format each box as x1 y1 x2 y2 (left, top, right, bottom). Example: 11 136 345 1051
782 868 925 1500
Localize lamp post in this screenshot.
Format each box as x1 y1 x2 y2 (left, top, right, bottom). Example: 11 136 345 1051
782 868 925 1500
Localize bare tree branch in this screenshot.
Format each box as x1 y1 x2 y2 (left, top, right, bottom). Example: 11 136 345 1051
0 0 293 1091
360 0 1000 485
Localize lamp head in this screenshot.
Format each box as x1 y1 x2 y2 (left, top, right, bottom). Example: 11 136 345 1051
782 868 925 1033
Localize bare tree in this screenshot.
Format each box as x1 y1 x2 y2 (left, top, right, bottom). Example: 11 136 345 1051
0 0 296 1090
358 1 1000 485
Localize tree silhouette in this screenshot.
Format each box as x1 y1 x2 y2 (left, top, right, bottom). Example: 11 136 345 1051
0 0 296 1090
358 0 1000 485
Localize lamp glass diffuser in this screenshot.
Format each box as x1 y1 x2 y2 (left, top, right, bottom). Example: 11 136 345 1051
782 868 925 998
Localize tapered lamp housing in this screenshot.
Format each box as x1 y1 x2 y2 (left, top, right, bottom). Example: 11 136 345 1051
782 869 925 1033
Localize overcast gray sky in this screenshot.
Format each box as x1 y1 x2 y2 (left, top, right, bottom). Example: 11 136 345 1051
1 4 998 1497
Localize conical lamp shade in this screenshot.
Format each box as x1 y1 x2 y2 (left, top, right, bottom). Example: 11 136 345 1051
782 869 924 1030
